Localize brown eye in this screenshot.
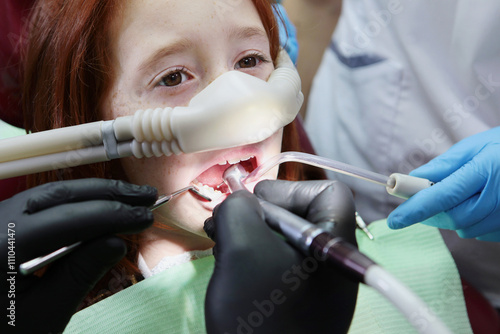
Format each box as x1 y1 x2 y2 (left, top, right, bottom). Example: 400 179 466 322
238 56 257 69
159 71 184 87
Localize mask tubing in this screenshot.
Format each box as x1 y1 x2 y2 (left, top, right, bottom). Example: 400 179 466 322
0 121 104 163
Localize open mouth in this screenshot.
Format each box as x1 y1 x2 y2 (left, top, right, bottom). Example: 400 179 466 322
191 156 257 201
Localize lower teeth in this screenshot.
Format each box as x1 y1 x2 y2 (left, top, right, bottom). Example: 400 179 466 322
194 183 224 202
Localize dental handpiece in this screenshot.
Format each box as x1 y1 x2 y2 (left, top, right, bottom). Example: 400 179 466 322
223 164 376 282
18 186 211 276
243 152 433 199
223 165 452 334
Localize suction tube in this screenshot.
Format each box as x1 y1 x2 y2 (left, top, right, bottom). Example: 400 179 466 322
223 165 452 334
243 152 433 200
244 151 390 186
0 50 302 179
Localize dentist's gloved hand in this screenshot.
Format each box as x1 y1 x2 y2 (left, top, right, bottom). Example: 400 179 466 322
388 127 500 242
204 180 358 334
274 3 298 64
0 179 157 334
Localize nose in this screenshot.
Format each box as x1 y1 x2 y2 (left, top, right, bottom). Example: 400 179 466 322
204 59 234 87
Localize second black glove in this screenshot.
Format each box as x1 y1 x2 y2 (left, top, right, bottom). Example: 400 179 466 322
204 180 359 334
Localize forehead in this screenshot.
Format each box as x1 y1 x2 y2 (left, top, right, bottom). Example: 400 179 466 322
115 0 263 40
108 0 268 74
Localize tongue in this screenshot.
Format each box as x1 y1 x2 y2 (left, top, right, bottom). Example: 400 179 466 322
195 164 230 188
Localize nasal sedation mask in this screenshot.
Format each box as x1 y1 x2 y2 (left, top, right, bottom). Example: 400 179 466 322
0 50 303 179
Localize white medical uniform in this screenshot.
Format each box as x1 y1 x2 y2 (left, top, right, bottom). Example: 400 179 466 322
305 0 500 307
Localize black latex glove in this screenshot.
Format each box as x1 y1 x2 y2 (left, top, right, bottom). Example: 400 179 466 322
0 178 157 334
204 180 358 334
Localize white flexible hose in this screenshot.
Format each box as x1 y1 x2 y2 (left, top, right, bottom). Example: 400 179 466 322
365 265 453 334
0 121 104 163
0 146 109 179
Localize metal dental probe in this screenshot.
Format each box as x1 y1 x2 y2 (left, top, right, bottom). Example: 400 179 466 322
355 212 374 240
150 186 212 210
19 185 212 276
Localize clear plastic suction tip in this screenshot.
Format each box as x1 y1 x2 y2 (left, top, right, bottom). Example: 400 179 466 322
244 152 389 186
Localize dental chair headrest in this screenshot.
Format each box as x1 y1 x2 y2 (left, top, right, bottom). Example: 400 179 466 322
0 0 34 128
0 0 33 201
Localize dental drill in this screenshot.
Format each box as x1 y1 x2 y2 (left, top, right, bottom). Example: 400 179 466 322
223 164 452 334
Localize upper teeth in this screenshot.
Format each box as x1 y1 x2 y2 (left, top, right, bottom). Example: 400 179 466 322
221 156 254 165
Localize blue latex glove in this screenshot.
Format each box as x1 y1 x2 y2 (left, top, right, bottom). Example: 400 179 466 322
388 127 500 242
274 3 299 64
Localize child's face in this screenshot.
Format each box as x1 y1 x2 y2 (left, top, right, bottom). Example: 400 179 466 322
102 0 282 241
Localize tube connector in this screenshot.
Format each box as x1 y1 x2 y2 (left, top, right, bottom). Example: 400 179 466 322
386 173 434 199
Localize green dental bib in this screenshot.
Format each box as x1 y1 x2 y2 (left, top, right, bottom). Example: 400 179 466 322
64 220 473 334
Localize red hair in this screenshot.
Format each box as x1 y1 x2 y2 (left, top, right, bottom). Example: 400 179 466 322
22 0 305 305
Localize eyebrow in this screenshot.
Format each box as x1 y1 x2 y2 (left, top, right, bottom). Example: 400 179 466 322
138 26 268 72
139 38 194 72
228 26 268 41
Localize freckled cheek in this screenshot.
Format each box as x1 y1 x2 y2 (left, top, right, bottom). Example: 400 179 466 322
107 87 197 121
101 92 133 120
103 84 152 119
120 156 193 193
